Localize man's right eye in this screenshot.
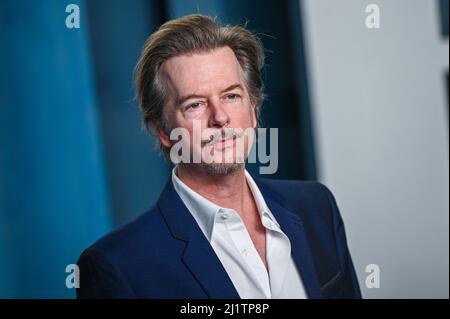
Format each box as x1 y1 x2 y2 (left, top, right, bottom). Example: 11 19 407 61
185 102 203 112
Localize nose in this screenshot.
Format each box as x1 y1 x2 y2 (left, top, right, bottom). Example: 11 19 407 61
208 98 230 128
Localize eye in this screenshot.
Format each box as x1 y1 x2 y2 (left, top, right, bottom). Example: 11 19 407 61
224 93 240 101
185 102 204 112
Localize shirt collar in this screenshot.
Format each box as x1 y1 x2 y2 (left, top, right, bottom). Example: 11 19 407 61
171 166 280 242
244 170 281 229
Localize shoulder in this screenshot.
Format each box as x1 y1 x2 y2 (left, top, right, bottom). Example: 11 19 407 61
78 204 172 267
257 177 335 207
258 177 330 193
255 177 339 226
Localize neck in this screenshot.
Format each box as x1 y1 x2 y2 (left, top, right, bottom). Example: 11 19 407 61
176 164 251 213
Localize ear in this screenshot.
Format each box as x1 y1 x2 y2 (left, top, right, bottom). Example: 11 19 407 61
152 121 171 148
251 104 257 129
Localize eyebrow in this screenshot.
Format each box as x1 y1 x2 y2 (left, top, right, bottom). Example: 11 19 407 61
177 83 244 105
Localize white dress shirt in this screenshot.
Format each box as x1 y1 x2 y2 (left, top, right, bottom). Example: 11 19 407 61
172 167 308 299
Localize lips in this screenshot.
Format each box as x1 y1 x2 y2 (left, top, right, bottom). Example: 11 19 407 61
212 136 236 150
201 129 242 148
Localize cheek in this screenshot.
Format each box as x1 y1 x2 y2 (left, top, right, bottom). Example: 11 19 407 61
235 105 256 127
236 96 256 126
178 120 208 147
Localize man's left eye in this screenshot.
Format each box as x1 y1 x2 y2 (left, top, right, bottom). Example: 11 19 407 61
225 94 239 100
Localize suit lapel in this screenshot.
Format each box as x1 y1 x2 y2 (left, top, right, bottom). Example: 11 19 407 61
182 227 240 298
256 179 323 299
157 178 240 299
157 175 323 299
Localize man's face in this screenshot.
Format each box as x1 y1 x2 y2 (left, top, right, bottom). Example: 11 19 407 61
158 46 257 174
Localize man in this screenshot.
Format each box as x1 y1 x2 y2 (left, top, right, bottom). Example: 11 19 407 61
77 14 361 299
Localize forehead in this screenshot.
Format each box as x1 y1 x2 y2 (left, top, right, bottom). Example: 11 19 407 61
160 47 245 97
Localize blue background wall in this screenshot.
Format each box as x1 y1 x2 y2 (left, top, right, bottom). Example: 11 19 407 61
0 0 112 298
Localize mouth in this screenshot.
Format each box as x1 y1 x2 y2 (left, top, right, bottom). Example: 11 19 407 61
212 136 237 150
202 130 239 147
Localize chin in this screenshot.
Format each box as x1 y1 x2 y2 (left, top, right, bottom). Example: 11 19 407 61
199 162 244 175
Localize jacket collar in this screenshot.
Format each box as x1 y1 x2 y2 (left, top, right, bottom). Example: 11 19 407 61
157 177 240 298
157 174 323 299
254 177 323 298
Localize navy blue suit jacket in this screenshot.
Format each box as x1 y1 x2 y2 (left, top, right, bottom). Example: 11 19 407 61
77 177 362 299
